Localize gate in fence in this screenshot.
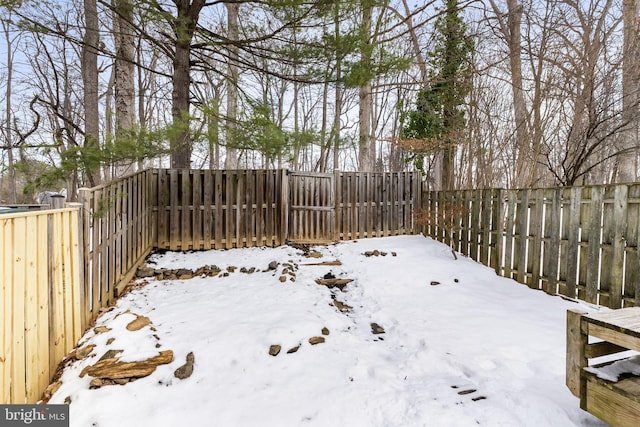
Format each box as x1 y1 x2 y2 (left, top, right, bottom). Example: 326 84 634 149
288 172 336 244
286 170 422 244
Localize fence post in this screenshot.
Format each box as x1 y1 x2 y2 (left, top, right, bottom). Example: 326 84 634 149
280 169 289 244
77 189 92 329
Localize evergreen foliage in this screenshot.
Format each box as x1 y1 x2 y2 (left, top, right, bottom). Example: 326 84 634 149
401 0 473 185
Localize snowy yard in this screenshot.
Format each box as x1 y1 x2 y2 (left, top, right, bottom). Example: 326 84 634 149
49 235 607 426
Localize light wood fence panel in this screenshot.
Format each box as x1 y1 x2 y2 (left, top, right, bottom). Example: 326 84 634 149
1 208 83 404
423 183 640 309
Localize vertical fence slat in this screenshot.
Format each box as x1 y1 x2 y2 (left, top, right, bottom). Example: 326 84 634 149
610 185 628 308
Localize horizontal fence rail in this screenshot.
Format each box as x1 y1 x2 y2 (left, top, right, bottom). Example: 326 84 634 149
423 185 640 309
1 208 83 404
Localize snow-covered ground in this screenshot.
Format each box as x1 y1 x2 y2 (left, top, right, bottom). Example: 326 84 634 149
50 235 608 426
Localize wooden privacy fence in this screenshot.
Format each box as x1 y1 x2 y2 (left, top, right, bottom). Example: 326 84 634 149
151 169 422 248
1 208 83 404
1 168 420 403
423 184 640 309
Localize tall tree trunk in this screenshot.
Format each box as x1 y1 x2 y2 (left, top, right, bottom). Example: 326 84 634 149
170 0 204 169
224 2 239 169
3 19 16 203
82 0 101 186
113 0 136 177
489 0 529 188
618 0 640 182
333 2 342 171
358 1 374 172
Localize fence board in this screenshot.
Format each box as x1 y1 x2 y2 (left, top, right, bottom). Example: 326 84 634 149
585 186 603 303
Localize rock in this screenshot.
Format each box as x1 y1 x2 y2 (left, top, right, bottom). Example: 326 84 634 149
308 250 322 258
42 381 62 400
227 266 236 273
392 252 397 257
430 281 441 286
174 352 195 379
240 267 248 273
81 350 174 379
64 396 71 404
268 261 279 270
287 345 300 354
454 278 459 283
89 378 104 389
106 338 115 345
364 251 373 257
371 323 385 334
74 344 95 360
373 250 380 256
315 278 353 290
222 272 229 277
321 327 330 336
323 272 336 280
113 378 130 385
176 269 194 279
247 267 256 274
333 300 352 312
93 326 111 334
289 277 295 282
309 336 325 345
380 251 387 256
136 267 155 278
282 268 289 275
279 276 287 283
269 345 281 356
98 349 124 362
126 315 151 331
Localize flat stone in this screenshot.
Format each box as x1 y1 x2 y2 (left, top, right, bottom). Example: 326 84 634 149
136 267 155 278
333 300 352 312
430 281 441 286
81 350 174 379
287 345 300 354
279 276 287 282
321 327 330 336
174 352 195 379
269 345 281 356
93 326 111 334
75 344 95 360
98 349 124 362
126 315 151 331
371 323 385 334
309 336 325 345
308 251 322 258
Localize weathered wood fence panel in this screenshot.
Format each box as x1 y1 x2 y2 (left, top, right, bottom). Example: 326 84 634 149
0 208 83 404
423 183 640 309
78 170 153 319
336 171 421 241
152 169 287 250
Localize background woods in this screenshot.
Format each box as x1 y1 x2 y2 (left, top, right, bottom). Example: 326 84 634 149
0 0 639 203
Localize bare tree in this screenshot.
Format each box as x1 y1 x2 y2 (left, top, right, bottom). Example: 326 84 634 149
617 0 640 182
